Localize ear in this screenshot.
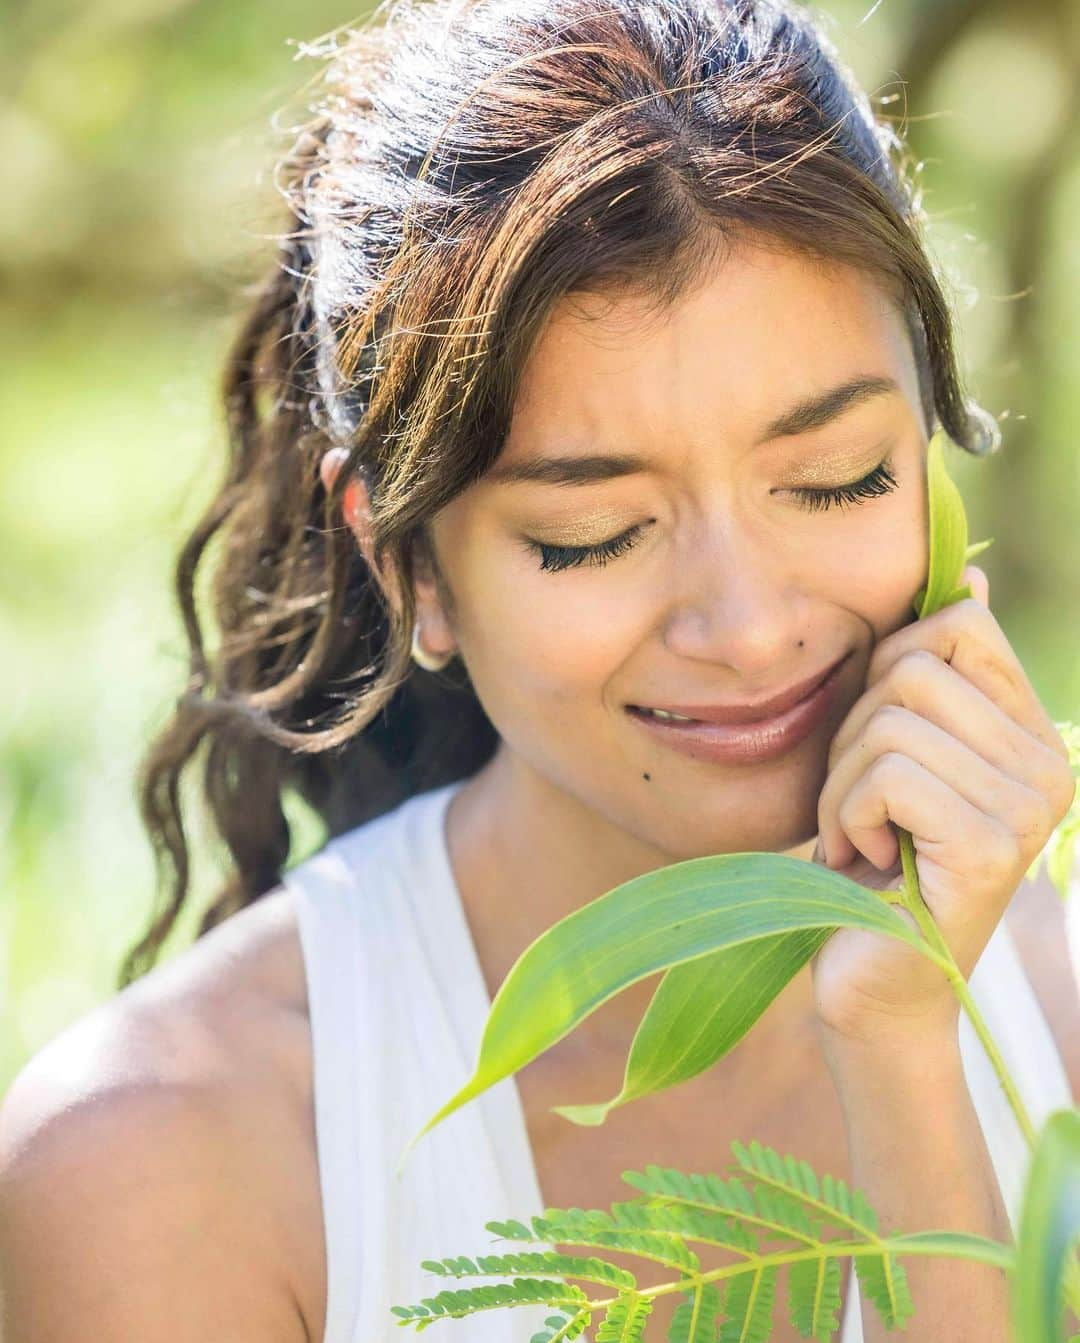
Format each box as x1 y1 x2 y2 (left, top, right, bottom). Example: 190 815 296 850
320 448 399 612
319 449 457 662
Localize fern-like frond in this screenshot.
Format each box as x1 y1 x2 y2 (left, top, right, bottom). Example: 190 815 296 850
622 1163 752 1216
787 1257 843 1341
526 1208 702 1273
743 1180 816 1242
594 1290 654 1341
718 1264 778 1343
730 1139 913 1328
389 1277 589 1332
621 1163 818 1248
851 1249 914 1330
610 1199 758 1255
668 1281 724 1342
730 1140 878 1237
529 1311 592 1342
418 1250 636 1291
397 1146 987 1338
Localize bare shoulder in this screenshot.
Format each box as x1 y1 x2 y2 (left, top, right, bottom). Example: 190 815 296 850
0 887 323 1343
1005 865 1080 1106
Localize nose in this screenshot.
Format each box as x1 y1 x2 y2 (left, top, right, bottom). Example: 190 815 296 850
661 520 805 673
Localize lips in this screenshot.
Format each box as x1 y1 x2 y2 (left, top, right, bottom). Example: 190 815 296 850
628 652 851 726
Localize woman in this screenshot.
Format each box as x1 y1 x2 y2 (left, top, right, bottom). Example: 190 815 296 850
1 0 1076 1339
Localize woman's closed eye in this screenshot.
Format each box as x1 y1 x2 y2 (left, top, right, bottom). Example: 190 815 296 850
522 454 901 573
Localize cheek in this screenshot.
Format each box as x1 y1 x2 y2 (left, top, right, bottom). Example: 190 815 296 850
444 521 644 702
814 493 927 638
486 575 643 697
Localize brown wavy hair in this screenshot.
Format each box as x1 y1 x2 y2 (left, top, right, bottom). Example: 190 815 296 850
119 0 1001 990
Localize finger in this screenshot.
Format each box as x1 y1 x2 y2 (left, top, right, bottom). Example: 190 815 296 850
867 597 1042 729
834 604 1066 762
963 563 990 607
818 704 1055 872
828 650 1068 799
834 753 1023 923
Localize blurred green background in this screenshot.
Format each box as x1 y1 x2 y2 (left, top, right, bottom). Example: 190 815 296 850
3 0 1078 1093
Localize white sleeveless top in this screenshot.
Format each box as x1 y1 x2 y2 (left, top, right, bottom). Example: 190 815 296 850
286 778 1076 1343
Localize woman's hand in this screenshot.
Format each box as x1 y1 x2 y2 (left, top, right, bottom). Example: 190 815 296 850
809 565 1076 1049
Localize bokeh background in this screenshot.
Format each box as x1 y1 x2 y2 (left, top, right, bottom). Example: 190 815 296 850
3 0 1079 1093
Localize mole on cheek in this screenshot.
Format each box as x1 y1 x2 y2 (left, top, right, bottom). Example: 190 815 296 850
643 772 651 781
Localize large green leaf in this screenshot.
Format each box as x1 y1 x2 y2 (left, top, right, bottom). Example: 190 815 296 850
552 927 832 1126
1011 1108 1080 1342
911 426 994 617
912 426 971 617
397 857 931 1171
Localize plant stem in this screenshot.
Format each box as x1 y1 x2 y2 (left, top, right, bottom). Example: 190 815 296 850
896 827 1037 1150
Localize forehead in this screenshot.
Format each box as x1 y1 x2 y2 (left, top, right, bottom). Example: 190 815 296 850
506 241 920 455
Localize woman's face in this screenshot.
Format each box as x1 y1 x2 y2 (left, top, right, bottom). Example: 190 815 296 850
422 239 930 858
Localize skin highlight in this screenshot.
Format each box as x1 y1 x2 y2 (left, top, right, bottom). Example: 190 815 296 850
321 237 930 1035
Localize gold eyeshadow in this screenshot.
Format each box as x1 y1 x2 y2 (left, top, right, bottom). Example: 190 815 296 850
782 448 885 486
523 512 634 545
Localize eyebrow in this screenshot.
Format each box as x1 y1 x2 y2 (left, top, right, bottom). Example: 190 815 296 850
487 374 902 487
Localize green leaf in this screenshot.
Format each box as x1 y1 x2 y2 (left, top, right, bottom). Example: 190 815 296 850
530 1206 702 1274
594 1292 653 1341
1011 1108 1080 1343
910 426 993 619
419 1250 637 1290
389 1278 590 1331
915 426 970 619
729 1139 916 1332
396 857 931 1170
885 1229 1014 1272
529 1313 591 1343
717 1264 778 1343
553 928 832 1126
667 1281 724 1342
787 1256 842 1341
730 1139 879 1238
851 1248 914 1331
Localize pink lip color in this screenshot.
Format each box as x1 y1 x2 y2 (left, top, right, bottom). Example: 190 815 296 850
625 653 851 764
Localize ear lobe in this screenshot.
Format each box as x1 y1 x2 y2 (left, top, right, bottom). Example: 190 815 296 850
409 532 457 658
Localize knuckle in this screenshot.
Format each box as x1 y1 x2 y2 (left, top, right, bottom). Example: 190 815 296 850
866 703 911 753
968 821 1019 885
1010 786 1054 844
881 650 936 706
1047 759 1078 820
869 750 909 788
952 595 993 633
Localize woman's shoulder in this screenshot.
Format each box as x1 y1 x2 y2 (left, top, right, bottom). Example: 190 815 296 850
0 886 323 1342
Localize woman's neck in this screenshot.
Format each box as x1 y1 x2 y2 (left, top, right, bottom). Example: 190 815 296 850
444 744 819 1038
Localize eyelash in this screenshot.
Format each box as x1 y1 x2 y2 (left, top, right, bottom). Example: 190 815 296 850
525 456 900 573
